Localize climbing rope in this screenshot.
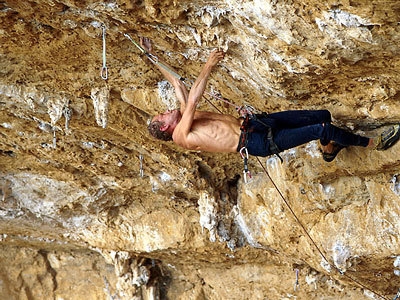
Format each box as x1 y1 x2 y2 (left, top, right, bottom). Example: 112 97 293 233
255 157 389 300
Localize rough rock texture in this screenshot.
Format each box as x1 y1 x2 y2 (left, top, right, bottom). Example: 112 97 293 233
1 0 400 299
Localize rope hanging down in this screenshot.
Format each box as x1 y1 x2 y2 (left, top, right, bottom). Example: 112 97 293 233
255 157 388 300
124 34 390 300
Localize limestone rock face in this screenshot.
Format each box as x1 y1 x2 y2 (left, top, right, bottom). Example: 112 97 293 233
1 0 400 299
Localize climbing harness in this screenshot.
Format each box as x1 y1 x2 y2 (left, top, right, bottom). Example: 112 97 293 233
101 24 108 80
252 113 282 161
237 111 283 173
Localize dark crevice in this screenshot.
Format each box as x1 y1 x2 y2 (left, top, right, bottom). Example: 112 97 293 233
38 250 58 292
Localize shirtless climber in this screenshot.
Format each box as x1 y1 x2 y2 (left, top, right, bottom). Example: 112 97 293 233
142 37 400 162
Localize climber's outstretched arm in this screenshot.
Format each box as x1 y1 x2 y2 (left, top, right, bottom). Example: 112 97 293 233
172 49 225 146
187 49 225 107
140 37 188 112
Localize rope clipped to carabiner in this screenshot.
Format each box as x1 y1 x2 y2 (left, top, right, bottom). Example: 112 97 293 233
100 24 108 80
123 33 184 82
237 104 260 118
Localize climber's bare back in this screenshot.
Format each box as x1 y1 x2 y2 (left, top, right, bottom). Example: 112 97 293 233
173 111 242 153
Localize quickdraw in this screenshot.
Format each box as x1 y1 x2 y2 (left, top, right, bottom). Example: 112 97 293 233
293 268 300 291
139 154 144 177
101 24 108 80
123 33 185 82
239 146 251 183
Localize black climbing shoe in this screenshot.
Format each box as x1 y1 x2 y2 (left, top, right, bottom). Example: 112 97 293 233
322 142 346 162
374 124 400 151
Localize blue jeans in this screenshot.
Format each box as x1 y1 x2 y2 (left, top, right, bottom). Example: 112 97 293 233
243 110 370 157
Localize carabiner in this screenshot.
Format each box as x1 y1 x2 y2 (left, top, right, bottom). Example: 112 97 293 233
101 66 108 80
239 147 251 183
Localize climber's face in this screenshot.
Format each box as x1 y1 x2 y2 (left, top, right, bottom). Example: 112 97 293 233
152 109 181 132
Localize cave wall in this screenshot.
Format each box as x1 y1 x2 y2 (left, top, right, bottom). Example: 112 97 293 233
1 0 400 299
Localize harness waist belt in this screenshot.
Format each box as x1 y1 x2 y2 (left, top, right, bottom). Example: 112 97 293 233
237 114 282 158
237 116 250 151
237 130 248 151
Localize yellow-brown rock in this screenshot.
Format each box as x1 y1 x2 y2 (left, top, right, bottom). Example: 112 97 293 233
1 0 400 299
